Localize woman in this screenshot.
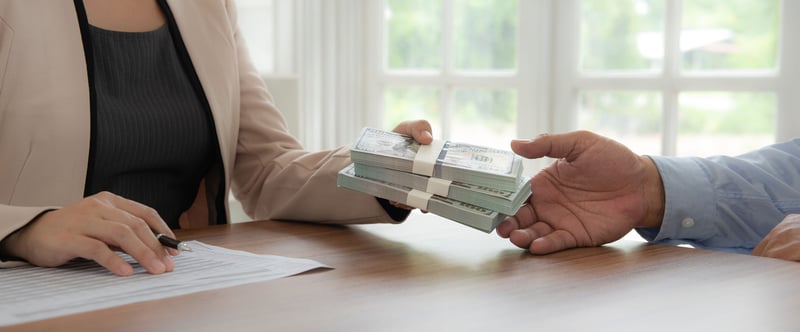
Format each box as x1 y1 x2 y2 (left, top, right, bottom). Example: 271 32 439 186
0 0 432 275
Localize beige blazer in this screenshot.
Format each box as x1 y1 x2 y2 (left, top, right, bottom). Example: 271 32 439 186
0 0 397 243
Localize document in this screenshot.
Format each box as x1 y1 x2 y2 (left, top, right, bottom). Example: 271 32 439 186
0 241 330 327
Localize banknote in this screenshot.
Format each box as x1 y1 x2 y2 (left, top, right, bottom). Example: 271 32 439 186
352 163 531 215
337 164 506 233
350 127 523 191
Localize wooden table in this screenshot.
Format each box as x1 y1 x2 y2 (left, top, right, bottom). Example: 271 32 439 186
5 214 800 332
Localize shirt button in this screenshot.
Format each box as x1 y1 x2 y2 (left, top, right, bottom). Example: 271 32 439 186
681 217 695 228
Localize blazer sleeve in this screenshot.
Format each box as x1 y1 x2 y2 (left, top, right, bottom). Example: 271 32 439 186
0 205 56 266
224 1 405 224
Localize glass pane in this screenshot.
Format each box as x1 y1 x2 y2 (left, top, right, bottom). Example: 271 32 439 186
451 89 517 149
386 0 442 70
453 0 517 71
236 0 275 73
578 91 662 155
681 0 780 71
677 92 775 157
383 87 442 136
580 0 665 72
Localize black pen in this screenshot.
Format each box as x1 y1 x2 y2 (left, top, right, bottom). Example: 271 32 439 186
155 233 193 252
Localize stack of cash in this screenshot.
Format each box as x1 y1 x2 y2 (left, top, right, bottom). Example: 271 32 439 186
337 127 532 233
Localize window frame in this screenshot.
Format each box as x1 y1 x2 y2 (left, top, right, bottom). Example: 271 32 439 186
553 0 800 156
237 0 799 158
365 0 551 172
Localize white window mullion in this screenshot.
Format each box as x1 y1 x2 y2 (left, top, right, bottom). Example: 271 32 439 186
295 0 323 149
661 0 682 156
365 0 385 130
376 75 520 88
577 75 779 92
552 0 580 134
296 0 368 149
333 0 366 146
441 0 455 140
274 0 295 73
778 0 800 142
321 0 337 149
517 0 553 173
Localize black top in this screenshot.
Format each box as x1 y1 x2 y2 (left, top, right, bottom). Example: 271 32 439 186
84 24 215 228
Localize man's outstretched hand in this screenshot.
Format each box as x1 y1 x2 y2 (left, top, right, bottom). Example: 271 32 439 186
496 131 665 254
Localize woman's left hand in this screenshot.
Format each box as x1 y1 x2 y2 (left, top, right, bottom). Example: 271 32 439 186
391 119 433 145
388 119 434 211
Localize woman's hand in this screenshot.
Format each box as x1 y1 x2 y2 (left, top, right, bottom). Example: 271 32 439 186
0 192 177 276
753 214 800 262
388 119 434 210
391 119 434 145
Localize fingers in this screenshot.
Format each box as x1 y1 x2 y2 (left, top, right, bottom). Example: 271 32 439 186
82 220 174 275
9 192 176 276
507 225 578 255
389 200 416 211
497 203 582 255
752 214 800 261
511 131 600 161
528 230 579 255
496 204 536 238
90 193 175 273
67 236 136 276
93 197 170 258
392 120 433 145
753 242 800 261
98 192 174 238
495 216 520 238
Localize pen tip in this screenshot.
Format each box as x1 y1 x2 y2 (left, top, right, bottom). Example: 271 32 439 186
179 244 193 252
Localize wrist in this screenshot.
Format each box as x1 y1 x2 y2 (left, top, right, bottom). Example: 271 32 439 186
0 231 23 261
0 209 55 261
638 156 665 229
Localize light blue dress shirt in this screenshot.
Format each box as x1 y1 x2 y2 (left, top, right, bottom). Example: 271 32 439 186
636 138 800 254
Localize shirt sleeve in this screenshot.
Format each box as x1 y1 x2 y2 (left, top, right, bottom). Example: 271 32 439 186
636 138 800 254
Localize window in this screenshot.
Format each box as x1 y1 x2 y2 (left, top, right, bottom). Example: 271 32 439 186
235 0 295 74
556 0 797 157
368 0 537 152
235 0 800 161
370 0 799 162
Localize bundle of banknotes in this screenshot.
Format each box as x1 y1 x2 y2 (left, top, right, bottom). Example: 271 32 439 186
337 127 532 233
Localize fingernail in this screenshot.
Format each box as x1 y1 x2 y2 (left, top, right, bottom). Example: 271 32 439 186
150 259 166 273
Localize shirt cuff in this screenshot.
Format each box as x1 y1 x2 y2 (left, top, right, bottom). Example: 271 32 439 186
638 156 719 245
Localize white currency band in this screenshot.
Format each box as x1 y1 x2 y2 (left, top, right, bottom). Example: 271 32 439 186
412 139 446 176
406 189 433 210
426 178 452 197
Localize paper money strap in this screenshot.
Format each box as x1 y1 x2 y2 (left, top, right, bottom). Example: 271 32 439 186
411 139 446 177
425 177 452 197
406 189 434 210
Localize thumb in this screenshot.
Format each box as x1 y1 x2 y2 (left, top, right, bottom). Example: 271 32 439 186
511 133 579 158
511 131 596 160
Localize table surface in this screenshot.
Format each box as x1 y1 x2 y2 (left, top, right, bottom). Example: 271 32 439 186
5 214 800 332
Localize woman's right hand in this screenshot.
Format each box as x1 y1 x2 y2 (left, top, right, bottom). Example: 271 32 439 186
0 192 176 276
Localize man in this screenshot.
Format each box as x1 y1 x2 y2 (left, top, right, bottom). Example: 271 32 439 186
497 131 800 262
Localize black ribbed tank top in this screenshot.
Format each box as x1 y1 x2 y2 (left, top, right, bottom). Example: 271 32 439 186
84 24 214 229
